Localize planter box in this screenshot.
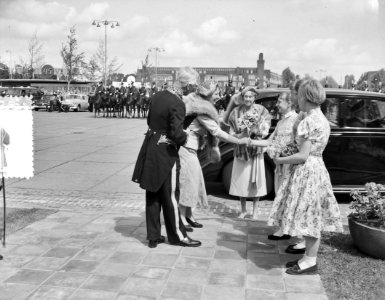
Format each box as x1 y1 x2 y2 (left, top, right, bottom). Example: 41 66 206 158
348 217 385 259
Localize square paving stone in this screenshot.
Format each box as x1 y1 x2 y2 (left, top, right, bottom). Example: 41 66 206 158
12 244 51 256
175 256 211 270
246 289 286 300
1 256 36 268
247 252 281 267
0 266 18 283
82 275 127 292
181 247 215 258
25 257 68 271
108 252 146 265
115 293 156 300
43 247 81 258
43 271 89 288
214 250 246 260
286 293 328 300
202 286 245 300
5 269 52 285
121 277 165 298
248 227 273 235
217 232 247 243
247 261 282 276
93 262 138 277
28 285 75 300
246 274 285 291
74 248 111 261
69 289 118 300
208 272 245 287
247 242 278 254
284 276 325 294
116 241 151 253
210 259 247 274
60 260 99 273
161 282 202 300
0 283 37 299
132 266 170 279
142 253 178 268
248 234 275 244
168 268 209 285
216 240 247 253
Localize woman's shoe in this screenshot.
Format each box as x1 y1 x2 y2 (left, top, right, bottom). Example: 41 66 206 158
238 212 247 219
186 217 203 228
285 244 306 254
286 263 318 275
285 259 300 268
268 234 291 241
183 224 194 232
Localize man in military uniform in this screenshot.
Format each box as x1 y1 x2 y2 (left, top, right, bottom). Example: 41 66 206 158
223 79 236 110
132 67 201 248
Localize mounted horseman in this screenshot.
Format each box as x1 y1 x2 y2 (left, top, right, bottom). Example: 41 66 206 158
93 81 106 118
138 83 148 118
118 82 127 118
126 81 139 118
223 77 236 110
107 83 117 117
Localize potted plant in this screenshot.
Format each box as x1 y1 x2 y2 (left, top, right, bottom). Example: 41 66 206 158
348 182 385 259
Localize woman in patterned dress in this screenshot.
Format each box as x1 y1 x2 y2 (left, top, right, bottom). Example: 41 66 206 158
268 79 343 275
228 87 271 219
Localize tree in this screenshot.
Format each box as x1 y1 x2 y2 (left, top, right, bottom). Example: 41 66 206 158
281 67 296 88
94 40 122 85
0 62 9 79
60 26 85 90
141 53 153 84
28 32 44 79
83 55 101 81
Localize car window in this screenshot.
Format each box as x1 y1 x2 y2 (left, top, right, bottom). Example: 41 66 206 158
257 96 279 120
321 97 339 128
344 98 385 128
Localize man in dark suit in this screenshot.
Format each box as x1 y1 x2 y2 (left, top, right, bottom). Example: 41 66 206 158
132 67 201 248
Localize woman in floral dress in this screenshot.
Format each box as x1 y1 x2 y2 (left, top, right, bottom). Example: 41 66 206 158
228 86 271 219
268 79 343 275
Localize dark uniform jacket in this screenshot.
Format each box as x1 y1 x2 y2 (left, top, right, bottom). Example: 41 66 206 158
132 90 187 192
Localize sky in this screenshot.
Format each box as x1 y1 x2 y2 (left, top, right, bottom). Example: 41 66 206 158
0 0 384 84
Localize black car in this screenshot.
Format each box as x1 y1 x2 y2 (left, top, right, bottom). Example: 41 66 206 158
199 88 385 196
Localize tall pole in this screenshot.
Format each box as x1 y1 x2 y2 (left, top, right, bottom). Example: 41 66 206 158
92 19 120 87
104 23 107 87
148 47 165 88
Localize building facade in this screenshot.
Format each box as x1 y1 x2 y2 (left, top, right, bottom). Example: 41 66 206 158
136 53 282 89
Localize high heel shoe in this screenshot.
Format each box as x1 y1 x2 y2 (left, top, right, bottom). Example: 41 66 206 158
186 217 203 228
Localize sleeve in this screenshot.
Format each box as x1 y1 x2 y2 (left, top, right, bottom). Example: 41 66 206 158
228 109 238 135
197 115 229 140
169 99 187 146
259 105 272 138
297 117 314 140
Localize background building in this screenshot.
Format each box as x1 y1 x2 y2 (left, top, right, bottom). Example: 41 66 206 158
136 53 282 89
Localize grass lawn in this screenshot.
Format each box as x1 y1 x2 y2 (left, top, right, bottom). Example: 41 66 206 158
319 231 385 300
0 207 57 237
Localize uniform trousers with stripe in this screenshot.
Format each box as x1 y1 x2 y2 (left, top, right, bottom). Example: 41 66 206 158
145 162 187 244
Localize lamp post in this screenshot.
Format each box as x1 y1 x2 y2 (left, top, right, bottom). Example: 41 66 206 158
148 47 165 88
315 69 326 81
92 19 120 87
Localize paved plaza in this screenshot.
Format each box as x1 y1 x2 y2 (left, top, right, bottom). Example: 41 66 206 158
0 112 350 299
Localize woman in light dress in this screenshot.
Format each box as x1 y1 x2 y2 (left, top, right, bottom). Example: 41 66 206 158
179 81 249 230
249 91 298 238
228 87 271 219
267 79 343 275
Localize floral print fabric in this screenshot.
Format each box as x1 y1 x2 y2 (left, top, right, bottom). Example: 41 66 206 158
268 108 343 238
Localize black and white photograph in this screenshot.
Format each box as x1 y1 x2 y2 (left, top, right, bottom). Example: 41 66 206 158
0 0 384 299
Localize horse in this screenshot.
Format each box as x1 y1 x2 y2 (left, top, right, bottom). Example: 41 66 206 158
136 88 151 118
126 87 140 118
106 91 119 118
93 91 108 118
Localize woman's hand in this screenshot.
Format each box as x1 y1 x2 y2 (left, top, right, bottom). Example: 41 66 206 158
273 156 283 165
238 137 249 145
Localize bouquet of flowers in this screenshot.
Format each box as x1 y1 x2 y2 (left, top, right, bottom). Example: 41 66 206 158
238 108 269 139
267 138 299 159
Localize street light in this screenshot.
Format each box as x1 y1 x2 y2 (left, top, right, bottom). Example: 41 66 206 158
315 69 326 80
148 47 165 88
92 19 120 86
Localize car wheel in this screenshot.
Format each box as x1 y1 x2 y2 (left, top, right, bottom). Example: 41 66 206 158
75 104 80 112
221 160 233 193
34 108 39 111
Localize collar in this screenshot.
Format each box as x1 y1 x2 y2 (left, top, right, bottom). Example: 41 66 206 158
283 110 296 119
167 86 183 100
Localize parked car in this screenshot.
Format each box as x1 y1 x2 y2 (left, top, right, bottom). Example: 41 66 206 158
33 94 55 111
199 88 385 196
61 94 89 112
